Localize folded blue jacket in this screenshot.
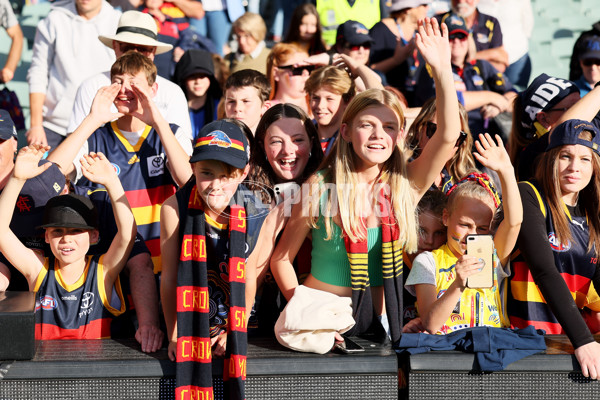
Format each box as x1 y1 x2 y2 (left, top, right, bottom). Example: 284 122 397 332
396 326 546 371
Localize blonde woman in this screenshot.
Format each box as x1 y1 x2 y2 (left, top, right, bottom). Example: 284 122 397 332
270 18 461 352
226 12 270 74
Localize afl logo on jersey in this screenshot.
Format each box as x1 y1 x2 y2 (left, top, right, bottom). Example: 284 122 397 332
111 163 121 176
548 232 571 252
40 295 57 310
208 130 233 148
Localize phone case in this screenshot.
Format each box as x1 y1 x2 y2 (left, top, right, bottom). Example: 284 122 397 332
466 234 494 288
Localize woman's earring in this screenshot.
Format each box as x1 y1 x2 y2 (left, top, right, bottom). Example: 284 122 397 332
309 151 312 158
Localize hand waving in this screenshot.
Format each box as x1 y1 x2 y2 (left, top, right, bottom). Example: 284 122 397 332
415 17 451 74
473 133 511 172
80 152 118 187
13 144 52 181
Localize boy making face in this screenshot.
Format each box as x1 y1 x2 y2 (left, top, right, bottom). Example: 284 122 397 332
48 51 193 278
224 69 271 134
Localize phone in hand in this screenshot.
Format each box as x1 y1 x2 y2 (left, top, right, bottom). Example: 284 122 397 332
466 234 494 288
334 337 365 353
273 182 299 204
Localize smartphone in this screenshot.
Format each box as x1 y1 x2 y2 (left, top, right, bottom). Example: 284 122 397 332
334 337 365 353
273 182 300 204
466 234 494 288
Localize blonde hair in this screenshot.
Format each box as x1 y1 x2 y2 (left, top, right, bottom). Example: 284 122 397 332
312 89 419 252
233 12 267 42
304 66 355 103
446 178 498 215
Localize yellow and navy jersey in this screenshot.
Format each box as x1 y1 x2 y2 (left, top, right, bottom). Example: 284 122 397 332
34 255 125 340
509 181 598 333
76 122 178 274
432 244 508 334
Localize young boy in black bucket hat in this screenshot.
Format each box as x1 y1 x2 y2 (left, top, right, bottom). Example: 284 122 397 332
0 145 136 340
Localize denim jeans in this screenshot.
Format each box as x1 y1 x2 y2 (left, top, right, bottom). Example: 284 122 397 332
189 10 232 56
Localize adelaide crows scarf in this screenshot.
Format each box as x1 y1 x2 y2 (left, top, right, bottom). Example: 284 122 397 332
175 180 247 400
343 184 404 345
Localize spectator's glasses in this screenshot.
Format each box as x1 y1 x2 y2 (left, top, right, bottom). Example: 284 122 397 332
118 42 156 55
346 43 371 51
277 65 316 76
582 58 600 67
449 33 468 41
425 121 468 147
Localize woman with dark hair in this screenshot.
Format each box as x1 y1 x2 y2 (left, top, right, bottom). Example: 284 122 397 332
245 103 324 335
283 3 327 56
248 103 323 203
509 119 600 379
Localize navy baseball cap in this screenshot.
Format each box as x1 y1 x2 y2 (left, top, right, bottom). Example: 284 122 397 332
40 193 98 230
547 119 600 155
11 161 66 237
190 120 250 169
336 21 373 46
442 13 469 36
580 36 600 61
0 109 17 141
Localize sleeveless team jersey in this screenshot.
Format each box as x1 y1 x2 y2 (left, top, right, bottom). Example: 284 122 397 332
34 254 125 340
432 244 508 334
508 181 597 333
76 122 178 274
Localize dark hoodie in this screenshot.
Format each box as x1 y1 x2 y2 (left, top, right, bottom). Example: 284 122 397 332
173 49 222 140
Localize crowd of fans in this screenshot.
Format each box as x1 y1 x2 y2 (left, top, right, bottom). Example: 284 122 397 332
1 0 600 397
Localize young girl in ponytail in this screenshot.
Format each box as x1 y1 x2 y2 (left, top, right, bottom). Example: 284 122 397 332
405 134 522 334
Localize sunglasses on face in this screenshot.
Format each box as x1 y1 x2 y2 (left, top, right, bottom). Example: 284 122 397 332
119 42 155 55
582 58 600 67
277 64 316 76
449 33 468 41
425 121 468 147
346 43 371 51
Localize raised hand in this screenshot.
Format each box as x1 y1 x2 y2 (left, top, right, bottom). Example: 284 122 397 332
473 133 511 172
80 152 118 187
89 83 124 125
13 144 52 181
415 17 451 74
129 81 163 127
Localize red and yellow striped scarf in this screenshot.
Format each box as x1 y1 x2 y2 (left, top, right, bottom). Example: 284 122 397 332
175 181 247 400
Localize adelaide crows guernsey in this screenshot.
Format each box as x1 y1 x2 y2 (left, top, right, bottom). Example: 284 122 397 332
509 181 598 333
34 254 125 340
76 122 179 274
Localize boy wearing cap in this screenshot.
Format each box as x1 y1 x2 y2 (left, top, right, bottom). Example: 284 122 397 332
49 51 193 277
161 119 267 399
575 36 600 97
0 144 136 340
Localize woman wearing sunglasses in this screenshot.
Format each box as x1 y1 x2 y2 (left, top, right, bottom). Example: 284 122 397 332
414 14 517 139
407 97 477 194
265 43 312 115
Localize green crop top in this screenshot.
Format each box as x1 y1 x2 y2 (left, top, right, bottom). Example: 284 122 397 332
311 218 383 287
